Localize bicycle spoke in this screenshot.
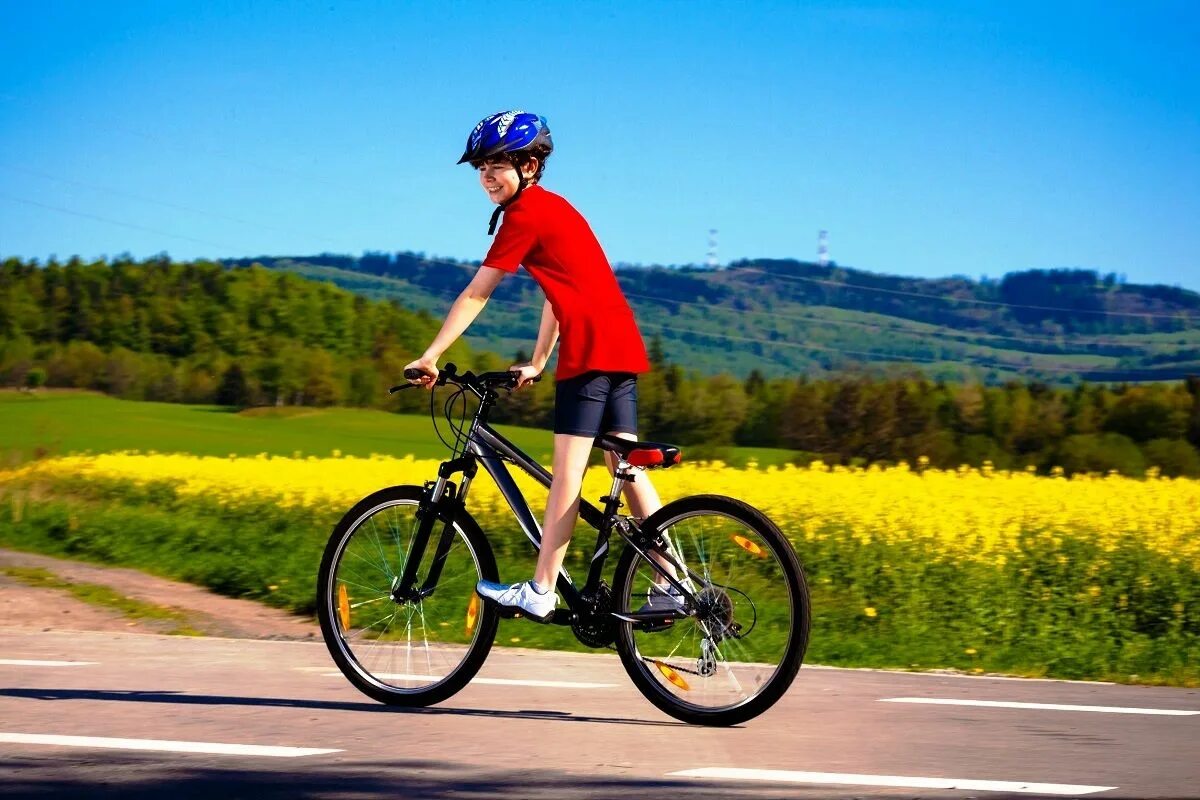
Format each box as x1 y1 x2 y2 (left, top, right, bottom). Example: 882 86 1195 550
365 515 397 579
350 594 391 609
336 576 389 595
622 503 801 718
324 492 495 700
342 546 392 578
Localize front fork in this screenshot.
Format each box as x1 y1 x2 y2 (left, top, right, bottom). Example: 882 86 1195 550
392 457 477 602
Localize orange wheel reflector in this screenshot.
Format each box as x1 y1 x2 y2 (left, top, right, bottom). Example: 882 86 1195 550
337 584 351 631
465 594 480 635
656 662 690 691
733 534 766 557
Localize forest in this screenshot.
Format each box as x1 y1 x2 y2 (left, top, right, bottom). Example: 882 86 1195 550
2 255 1199 476
238 251 1200 383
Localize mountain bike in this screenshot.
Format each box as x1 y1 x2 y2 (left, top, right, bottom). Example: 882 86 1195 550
316 364 810 726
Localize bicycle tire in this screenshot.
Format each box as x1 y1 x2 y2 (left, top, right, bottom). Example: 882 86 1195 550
612 494 810 726
317 485 500 706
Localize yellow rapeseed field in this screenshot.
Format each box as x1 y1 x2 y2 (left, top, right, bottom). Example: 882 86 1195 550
3 451 1198 681
5 452 1199 566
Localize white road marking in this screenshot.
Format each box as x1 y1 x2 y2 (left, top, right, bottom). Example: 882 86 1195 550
881 697 1200 716
0 659 95 667
803 664 1116 684
669 768 1116 795
0 732 340 758
321 672 615 689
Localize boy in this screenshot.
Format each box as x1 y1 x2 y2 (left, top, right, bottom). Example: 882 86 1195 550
404 110 679 621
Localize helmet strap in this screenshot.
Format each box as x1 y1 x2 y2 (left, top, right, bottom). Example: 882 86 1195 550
486 170 530 236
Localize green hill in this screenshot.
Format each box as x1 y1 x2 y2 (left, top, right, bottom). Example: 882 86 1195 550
235 252 1200 384
0 390 797 468
3 254 1199 473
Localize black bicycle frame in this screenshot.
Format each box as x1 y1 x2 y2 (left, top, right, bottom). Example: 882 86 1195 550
392 380 700 626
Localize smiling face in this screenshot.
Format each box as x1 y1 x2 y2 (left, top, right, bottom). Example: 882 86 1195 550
477 157 539 204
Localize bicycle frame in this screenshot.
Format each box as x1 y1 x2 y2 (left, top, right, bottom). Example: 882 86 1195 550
391 381 699 626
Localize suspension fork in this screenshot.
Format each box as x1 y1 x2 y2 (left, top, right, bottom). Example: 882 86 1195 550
393 456 476 601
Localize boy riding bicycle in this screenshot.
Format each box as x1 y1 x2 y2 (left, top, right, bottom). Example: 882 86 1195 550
404 110 680 622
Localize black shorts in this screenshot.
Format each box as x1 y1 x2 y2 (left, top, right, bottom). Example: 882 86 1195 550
554 371 638 437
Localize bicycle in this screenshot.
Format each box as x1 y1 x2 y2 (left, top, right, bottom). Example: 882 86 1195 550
316 363 810 726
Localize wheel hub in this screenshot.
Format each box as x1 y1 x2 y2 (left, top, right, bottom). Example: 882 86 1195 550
695 586 735 639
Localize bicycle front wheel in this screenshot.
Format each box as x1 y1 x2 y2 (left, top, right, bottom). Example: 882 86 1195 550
317 485 500 706
613 495 810 726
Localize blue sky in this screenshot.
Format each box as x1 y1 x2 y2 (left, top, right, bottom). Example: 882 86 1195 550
1 1 1197 288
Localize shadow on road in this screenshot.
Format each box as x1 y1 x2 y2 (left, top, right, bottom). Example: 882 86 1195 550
2 754 718 800
0 754 1166 800
0 687 686 727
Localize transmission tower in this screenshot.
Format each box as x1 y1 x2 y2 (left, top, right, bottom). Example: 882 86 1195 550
707 229 718 269
818 229 829 267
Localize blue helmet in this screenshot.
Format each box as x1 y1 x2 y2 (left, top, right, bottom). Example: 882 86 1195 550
457 110 553 165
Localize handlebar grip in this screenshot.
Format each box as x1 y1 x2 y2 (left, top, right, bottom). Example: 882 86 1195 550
403 367 426 381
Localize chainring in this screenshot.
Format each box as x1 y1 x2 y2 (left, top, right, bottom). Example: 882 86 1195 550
572 581 617 649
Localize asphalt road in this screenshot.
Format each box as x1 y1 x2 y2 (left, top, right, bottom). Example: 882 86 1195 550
1 630 1197 799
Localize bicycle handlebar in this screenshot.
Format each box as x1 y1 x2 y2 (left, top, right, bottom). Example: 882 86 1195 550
388 363 542 395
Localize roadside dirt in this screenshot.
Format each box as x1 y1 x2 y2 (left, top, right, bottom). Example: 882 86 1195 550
0 548 320 640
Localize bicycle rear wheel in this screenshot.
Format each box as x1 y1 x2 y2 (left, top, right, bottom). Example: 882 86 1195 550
613 494 810 726
317 485 500 706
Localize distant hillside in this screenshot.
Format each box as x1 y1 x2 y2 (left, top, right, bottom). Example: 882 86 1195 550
229 252 1200 383
0 256 489 410
6 254 1200 474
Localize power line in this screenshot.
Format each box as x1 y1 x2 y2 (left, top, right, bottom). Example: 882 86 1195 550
618 287 1193 349
2 237 1172 379
247 253 1197 373
734 266 1200 321
4 95 1195 324
0 163 358 251
0 194 247 252
635 320 1174 378
403 254 1194 351
353 269 1141 378
3 151 1190 370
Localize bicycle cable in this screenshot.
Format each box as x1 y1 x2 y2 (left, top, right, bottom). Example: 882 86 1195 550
429 383 468 458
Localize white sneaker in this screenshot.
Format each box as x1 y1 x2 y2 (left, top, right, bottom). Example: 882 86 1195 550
638 582 685 615
475 580 557 623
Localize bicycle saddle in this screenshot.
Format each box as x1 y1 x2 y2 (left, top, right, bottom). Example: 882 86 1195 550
594 434 682 468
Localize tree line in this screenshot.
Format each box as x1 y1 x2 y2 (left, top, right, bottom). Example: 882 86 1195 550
2 256 1199 476
0 255 475 413
241 252 1200 382
490 340 1200 476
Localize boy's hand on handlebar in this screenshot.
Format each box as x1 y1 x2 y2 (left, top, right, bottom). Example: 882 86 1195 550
403 356 439 390
508 362 542 390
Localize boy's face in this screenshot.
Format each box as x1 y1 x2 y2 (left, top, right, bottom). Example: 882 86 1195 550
477 158 536 205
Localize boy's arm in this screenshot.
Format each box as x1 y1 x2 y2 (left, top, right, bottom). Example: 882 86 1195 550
511 300 558 388
406 266 507 384
530 299 559 371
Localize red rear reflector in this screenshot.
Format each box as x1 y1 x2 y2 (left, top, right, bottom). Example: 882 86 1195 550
628 449 665 467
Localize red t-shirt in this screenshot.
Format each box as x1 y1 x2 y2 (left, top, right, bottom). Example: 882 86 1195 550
483 185 650 380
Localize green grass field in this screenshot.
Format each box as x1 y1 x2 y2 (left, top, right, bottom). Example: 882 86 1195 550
0 390 799 468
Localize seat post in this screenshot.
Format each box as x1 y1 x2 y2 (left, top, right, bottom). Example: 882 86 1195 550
602 459 635 518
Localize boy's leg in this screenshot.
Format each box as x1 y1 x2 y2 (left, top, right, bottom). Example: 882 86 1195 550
531 433 595 591
602 432 677 582
601 432 662 520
